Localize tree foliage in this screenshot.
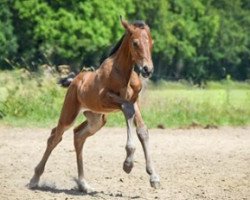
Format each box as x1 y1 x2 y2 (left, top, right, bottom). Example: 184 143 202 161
11 0 134 68
0 0 250 82
0 1 17 68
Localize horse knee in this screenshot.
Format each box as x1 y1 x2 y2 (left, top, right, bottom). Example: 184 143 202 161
122 103 135 119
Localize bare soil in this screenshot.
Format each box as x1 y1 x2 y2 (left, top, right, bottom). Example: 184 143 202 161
0 126 249 200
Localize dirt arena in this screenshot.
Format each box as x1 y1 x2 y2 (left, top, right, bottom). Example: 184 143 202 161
0 126 249 200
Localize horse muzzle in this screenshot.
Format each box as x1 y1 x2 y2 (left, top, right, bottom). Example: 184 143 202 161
135 65 153 78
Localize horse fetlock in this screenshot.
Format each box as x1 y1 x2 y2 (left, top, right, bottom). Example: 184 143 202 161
125 144 136 155
146 166 153 175
34 165 44 177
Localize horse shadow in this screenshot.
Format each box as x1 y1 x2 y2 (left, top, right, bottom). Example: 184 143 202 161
28 182 142 199
28 183 87 196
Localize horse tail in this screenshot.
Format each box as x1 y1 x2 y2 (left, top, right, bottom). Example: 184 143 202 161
58 72 76 88
58 67 95 88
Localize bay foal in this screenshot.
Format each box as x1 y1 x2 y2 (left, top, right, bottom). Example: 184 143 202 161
29 18 160 192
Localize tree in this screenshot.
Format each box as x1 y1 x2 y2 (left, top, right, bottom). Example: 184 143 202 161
1 0 250 82
12 0 135 69
0 1 18 68
134 0 250 82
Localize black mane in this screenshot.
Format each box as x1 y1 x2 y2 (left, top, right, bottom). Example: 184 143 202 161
108 34 125 57
100 20 146 64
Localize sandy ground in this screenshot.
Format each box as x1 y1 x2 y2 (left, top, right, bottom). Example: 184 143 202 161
0 126 249 200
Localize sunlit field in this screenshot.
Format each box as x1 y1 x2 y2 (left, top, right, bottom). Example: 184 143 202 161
1 70 250 128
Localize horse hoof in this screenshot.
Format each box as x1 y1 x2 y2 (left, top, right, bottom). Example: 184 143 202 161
81 186 95 194
29 176 39 189
150 174 160 189
150 180 160 189
123 161 133 174
75 178 94 194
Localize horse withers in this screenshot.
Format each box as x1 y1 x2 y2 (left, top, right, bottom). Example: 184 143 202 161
29 17 160 192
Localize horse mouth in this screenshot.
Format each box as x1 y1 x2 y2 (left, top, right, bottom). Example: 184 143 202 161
141 70 152 78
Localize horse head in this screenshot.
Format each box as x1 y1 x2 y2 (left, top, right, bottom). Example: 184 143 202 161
120 17 154 78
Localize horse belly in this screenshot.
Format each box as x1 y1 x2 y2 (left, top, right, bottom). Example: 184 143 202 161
79 91 119 114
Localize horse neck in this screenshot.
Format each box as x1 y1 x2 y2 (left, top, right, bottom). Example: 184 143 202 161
113 34 134 82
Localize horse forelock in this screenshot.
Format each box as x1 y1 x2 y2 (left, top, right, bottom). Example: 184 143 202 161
132 20 147 29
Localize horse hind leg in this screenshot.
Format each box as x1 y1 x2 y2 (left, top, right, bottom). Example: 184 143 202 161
29 86 80 188
29 125 67 188
74 112 106 193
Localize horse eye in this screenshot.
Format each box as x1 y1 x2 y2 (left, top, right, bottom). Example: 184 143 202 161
132 40 139 48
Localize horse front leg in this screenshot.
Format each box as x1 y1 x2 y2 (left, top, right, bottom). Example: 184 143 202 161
121 102 136 173
134 102 160 188
107 92 136 173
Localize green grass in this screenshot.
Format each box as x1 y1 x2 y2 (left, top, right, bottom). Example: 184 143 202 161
139 89 250 128
0 69 64 127
1 69 250 128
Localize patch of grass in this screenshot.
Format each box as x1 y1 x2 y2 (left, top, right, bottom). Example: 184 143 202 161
1 69 250 128
0 69 64 127
139 89 250 128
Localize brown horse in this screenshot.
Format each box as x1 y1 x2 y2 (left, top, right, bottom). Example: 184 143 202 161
29 17 160 192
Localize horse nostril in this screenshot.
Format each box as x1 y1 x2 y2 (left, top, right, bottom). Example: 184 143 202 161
143 66 149 73
141 65 153 78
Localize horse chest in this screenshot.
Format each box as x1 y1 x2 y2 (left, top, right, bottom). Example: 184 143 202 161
119 87 133 100
120 84 141 102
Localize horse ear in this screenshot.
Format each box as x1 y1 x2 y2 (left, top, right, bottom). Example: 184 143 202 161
120 16 133 33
